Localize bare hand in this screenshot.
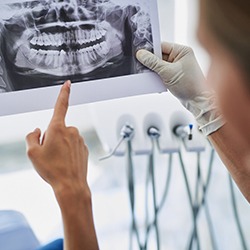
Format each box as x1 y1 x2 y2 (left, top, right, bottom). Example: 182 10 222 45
26 81 89 193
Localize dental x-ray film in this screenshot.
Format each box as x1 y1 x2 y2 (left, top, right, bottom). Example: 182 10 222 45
0 0 165 116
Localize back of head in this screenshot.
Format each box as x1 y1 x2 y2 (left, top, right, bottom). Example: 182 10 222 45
204 0 250 82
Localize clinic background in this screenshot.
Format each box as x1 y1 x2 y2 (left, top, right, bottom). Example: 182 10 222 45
0 0 249 250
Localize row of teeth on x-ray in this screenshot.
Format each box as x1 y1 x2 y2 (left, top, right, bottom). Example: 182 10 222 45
28 40 110 68
30 28 107 47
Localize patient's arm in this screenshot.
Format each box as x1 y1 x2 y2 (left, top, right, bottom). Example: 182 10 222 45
26 81 99 250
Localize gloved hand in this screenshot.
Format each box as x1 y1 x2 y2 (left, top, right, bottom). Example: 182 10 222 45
136 42 225 136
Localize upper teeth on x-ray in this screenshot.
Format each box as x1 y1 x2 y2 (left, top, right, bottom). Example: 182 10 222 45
0 0 153 92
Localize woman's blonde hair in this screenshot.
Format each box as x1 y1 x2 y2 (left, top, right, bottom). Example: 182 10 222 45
204 0 250 80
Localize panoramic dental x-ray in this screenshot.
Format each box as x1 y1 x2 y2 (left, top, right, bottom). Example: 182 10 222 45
0 0 153 92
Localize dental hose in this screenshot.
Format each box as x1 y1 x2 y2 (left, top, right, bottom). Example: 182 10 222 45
178 151 201 250
200 150 218 250
144 152 173 250
127 138 173 250
187 152 202 250
148 140 161 250
144 137 174 250
142 140 161 250
125 137 246 250
188 150 218 250
157 153 173 213
229 175 248 250
127 140 144 250
144 161 151 250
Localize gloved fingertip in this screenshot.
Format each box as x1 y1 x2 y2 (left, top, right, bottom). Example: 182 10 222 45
136 49 151 63
136 49 145 59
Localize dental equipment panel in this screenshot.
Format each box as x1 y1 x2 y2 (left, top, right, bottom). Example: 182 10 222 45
90 92 249 250
90 92 206 156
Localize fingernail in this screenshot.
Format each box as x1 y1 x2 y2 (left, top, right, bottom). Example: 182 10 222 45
65 80 71 88
34 128 40 133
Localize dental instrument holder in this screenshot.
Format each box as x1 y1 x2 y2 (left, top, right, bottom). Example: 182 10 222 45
143 112 180 154
147 126 163 153
147 126 161 250
91 93 208 155
147 126 161 140
173 124 206 153
99 124 134 161
174 124 193 141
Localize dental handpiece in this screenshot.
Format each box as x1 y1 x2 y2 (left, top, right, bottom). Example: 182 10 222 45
174 124 193 140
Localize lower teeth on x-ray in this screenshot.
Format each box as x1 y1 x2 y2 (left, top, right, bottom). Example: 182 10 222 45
0 0 153 92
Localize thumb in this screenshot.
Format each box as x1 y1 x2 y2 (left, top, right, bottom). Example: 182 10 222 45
136 49 183 87
26 128 41 158
136 49 169 76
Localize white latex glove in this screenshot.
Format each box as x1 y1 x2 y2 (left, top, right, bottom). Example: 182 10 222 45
136 42 225 136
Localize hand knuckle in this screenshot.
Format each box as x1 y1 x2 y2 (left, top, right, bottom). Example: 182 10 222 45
57 125 65 134
49 123 61 134
27 147 37 158
84 144 89 155
79 137 88 152
79 136 84 144
186 46 194 54
68 127 79 137
80 135 86 143
25 133 33 141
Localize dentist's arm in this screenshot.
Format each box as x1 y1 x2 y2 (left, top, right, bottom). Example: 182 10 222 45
137 43 250 202
208 124 250 202
26 81 99 250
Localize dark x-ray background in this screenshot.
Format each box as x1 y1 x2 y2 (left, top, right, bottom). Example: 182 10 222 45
0 0 154 92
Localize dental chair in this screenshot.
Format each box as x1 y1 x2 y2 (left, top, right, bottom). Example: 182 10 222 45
0 210 40 250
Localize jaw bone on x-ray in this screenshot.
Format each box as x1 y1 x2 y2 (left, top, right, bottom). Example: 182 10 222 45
0 0 153 92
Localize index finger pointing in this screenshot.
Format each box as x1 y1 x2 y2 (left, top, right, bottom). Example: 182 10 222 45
51 80 71 125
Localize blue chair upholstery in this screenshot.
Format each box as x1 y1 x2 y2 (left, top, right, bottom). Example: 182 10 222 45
0 210 40 250
36 239 63 250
